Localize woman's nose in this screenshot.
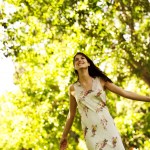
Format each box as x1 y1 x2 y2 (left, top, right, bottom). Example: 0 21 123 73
78 58 83 61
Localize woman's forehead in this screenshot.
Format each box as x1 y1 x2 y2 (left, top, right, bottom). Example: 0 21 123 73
74 54 85 58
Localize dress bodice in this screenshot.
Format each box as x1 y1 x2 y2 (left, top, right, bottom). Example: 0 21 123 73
73 77 107 113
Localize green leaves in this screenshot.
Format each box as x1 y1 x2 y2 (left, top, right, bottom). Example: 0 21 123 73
0 0 150 149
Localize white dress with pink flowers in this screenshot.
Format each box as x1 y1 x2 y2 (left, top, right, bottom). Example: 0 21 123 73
73 77 125 150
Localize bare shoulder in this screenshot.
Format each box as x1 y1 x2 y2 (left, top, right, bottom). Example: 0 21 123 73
69 84 75 91
69 84 75 97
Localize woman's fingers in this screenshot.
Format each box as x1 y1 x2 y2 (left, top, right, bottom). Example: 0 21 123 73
60 138 68 150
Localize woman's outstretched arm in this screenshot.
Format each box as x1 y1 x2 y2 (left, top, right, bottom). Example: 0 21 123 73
60 85 77 150
105 81 150 102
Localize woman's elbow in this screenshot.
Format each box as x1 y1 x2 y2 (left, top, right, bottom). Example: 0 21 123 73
70 113 76 119
117 90 128 98
68 112 76 119
121 90 131 99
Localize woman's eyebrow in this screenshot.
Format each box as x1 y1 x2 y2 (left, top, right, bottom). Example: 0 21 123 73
75 57 79 60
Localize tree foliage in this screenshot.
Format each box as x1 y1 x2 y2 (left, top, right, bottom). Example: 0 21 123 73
0 0 150 149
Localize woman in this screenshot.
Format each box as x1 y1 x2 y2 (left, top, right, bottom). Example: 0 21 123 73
60 52 150 150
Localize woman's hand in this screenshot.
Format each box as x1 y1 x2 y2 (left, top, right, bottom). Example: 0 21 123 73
60 136 68 150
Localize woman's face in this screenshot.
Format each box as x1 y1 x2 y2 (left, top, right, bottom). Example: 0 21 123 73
74 54 90 71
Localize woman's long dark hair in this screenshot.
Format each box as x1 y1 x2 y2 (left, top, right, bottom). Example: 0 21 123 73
73 52 112 83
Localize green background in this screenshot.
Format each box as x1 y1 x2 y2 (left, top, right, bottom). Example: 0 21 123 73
0 0 150 149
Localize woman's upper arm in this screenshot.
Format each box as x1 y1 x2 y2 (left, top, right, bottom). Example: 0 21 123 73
69 84 77 117
104 81 126 97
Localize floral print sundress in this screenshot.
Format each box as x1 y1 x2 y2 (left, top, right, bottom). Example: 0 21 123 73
73 77 125 150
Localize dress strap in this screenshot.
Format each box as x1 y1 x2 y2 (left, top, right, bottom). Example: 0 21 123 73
95 77 104 91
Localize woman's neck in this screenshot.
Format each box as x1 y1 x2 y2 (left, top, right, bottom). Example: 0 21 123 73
78 70 92 83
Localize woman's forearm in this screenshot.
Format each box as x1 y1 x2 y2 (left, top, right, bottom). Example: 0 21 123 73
105 82 150 102
124 91 150 102
62 113 75 138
